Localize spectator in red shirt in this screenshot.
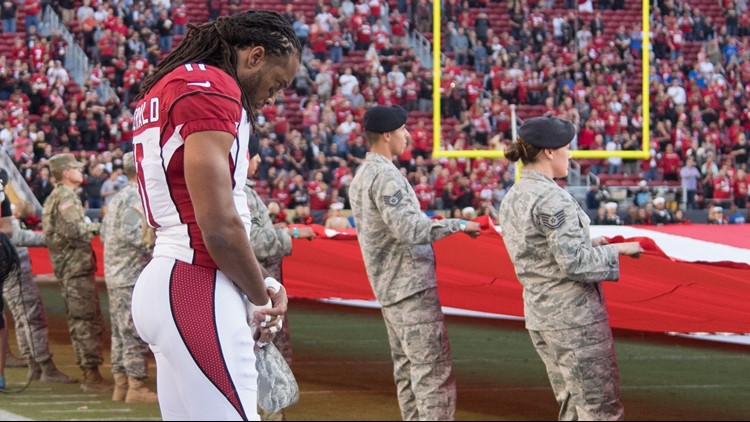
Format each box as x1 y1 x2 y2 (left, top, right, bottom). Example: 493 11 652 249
661 143 682 182
272 104 289 143
309 24 329 61
23 0 41 33
121 62 140 107
109 15 128 37
10 38 28 62
28 35 47 71
410 119 430 159
50 31 67 61
354 13 372 50
117 111 133 153
333 160 352 188
390 10 408 46
308 171 331 223
171 0 188 36
733 168 748 208
414 175 434 210
130 52 149 78
712 167 734 208
89 63 104 98
272 179 291 210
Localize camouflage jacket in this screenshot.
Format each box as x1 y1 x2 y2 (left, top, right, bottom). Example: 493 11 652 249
11 217 45 248
42 184 98 278
498 169 619 331
11 217 45 275
349 152 463 306
244 184 292 267
102 183 154 288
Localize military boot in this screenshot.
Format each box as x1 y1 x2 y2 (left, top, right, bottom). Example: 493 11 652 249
80 367 114 392
40 359 77 384
5 350 26 368
28 361 42 381
125 377 158 403
112 372 128 401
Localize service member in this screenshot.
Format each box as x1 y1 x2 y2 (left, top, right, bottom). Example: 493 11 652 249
244 141 315 421
498 116 643 421
42 153 111 392
4 205 75 384
102 152 157 403
349 105 481 421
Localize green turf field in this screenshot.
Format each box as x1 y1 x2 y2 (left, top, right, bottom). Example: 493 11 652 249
1 283 748 420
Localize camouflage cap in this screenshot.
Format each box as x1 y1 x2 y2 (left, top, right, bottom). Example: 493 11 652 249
123 152 135 172
49 153 84 178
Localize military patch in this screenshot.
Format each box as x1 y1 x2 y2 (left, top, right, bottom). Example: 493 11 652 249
540 210 566 229
59 200 73 211
382 190 405 207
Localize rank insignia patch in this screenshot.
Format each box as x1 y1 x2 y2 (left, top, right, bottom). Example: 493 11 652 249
540 210 566 229
382 190 405 207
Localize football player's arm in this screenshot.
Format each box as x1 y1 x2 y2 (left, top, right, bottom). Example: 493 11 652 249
184 130 272 308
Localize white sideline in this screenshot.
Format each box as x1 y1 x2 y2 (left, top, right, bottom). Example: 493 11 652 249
0 409 33 421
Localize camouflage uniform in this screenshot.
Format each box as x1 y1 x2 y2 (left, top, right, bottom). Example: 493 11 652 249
350 152 464 421
244 184 293 364
101 182 154 379
3 217 51 363
245 184 294 421
498 169 624 421
42 183 105 370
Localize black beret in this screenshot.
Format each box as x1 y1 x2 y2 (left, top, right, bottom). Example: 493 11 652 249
364 105 408 133
518 116 577 149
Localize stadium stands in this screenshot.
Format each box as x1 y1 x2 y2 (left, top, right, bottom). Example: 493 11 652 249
0 0 747 223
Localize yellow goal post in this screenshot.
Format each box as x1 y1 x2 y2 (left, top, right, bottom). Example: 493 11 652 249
430 0 651 161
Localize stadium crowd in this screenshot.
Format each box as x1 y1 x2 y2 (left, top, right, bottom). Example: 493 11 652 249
0 0 748 226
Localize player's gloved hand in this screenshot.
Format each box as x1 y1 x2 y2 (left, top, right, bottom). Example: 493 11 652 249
250 278 287 347
247 296 272 347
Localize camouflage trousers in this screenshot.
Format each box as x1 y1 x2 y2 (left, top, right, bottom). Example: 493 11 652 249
59 273 105 369
2 262 52 363
381 287 456 421
107 285 149 378
258 259 293 422
529 320 624 421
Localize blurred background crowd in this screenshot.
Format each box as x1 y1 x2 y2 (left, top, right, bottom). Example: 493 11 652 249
0 0 748 226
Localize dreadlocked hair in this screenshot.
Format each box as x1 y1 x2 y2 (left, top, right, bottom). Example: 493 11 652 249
135 10 302 122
